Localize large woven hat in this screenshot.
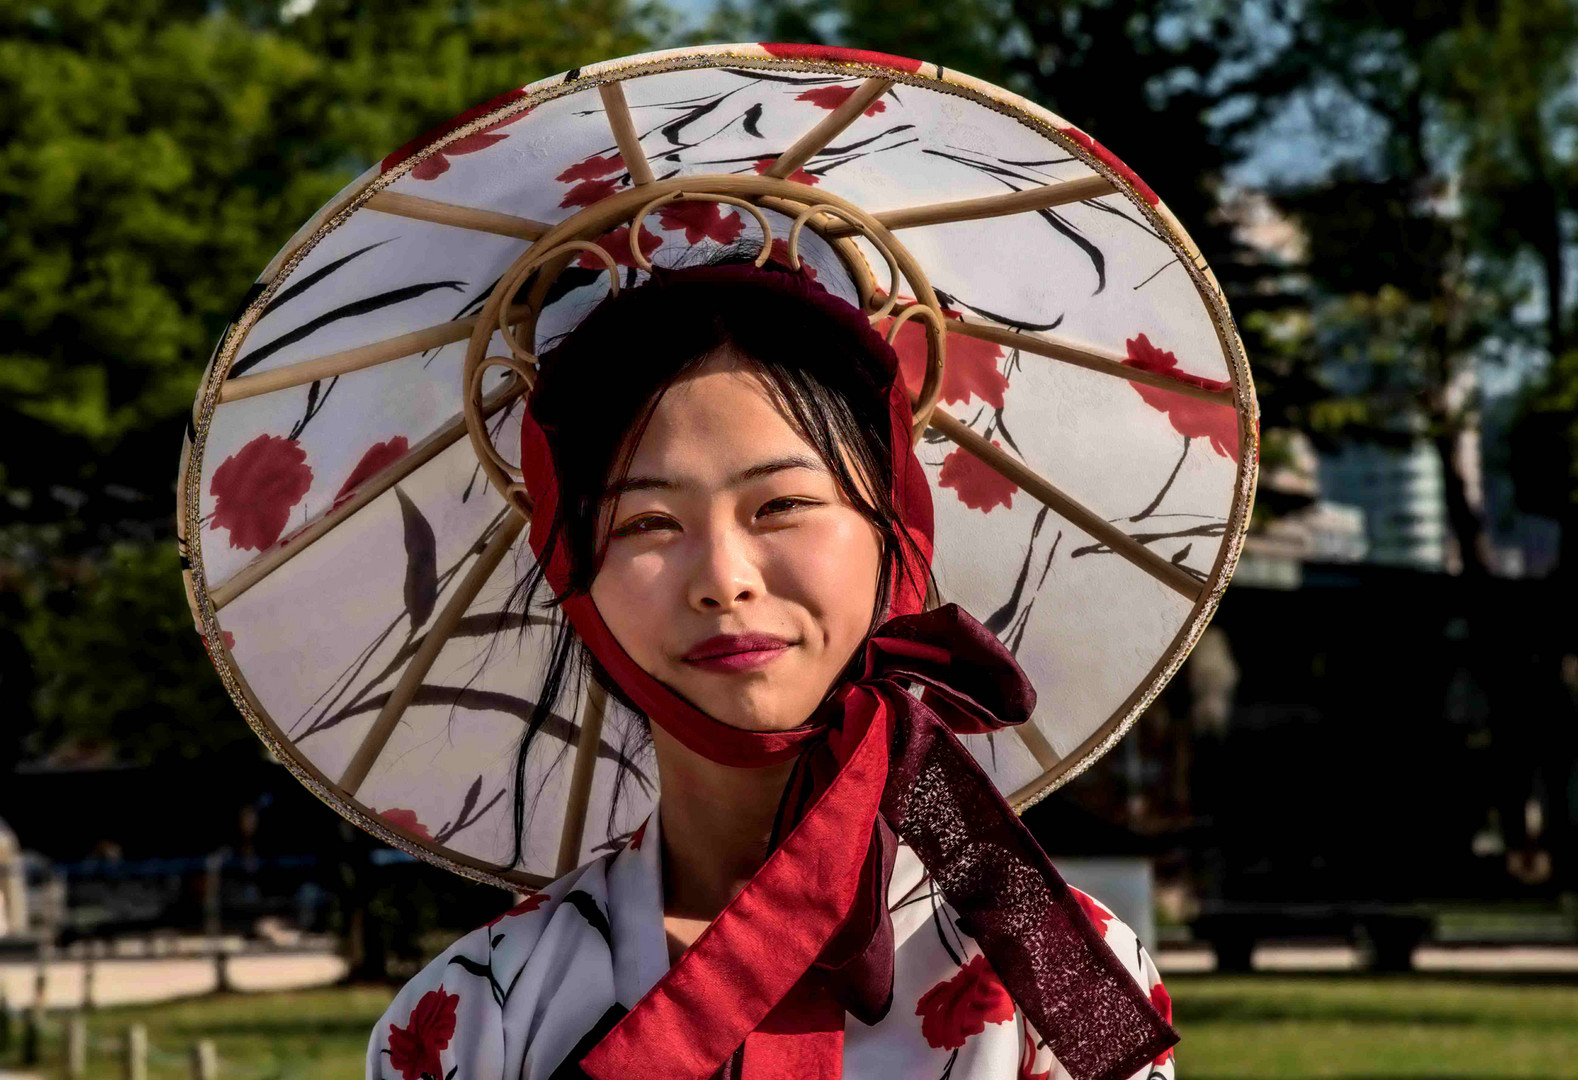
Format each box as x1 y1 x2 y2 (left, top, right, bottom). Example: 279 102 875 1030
175 42 1259 891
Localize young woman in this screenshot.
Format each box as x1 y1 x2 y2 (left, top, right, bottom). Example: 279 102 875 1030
365 246 1177 1080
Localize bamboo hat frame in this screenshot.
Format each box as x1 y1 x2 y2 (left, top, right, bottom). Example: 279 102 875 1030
178 45 1259 891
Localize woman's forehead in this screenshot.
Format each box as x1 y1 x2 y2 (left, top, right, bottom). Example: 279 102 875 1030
624 361 812 474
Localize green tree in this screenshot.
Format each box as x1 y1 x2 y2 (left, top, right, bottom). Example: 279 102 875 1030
0 0 662 765
1219 0 1578 579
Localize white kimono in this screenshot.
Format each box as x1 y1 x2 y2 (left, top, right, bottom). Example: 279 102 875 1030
366 810 1177 1080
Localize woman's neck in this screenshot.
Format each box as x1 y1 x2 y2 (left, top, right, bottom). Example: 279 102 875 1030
650 723 796 925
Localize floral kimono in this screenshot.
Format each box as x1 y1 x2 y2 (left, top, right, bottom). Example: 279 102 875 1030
366 810 1176 1080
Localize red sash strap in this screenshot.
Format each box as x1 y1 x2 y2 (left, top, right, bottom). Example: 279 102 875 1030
577 604 1177 1080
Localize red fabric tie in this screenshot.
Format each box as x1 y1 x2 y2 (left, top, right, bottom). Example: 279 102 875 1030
518 262 1178 1080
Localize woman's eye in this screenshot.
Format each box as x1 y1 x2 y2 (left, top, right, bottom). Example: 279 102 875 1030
612 499 815 539
612 516 673 538
759 497 816 518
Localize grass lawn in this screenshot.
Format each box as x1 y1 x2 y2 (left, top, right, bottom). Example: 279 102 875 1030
1171 974 1578 1079
1 975 1575 1078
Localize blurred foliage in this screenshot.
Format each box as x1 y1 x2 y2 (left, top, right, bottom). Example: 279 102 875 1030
13 541 238 763
0 0 662 766
1218 0 1578 576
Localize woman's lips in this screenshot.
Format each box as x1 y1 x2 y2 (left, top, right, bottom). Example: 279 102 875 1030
682 644 792 673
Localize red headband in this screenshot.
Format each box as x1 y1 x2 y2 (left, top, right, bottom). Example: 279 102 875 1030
517 260 1176 1080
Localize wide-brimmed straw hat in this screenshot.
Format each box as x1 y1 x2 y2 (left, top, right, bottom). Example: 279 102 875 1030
176 42 1259 891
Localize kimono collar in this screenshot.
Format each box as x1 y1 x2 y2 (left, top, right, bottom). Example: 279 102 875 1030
518 261 1177 1080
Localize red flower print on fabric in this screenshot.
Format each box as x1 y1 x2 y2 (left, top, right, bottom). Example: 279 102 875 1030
378 808 433 842
1123 333 1238 459
381 88 533 179
1070 887 1114 939
915 954 1016 1050
333 436 409 510
884 307 1009 409
485 892 550 930
752 157 819 186
761 43 924 74
657 201 745 245
557 152 626 183
1018 1026 1050 1080
208 433 313 551
939 442 1016 513
577 224 663 269
560 177 620 209
387 986 459 1080
1150 981 1174 1065
795 84 887 117
1056 125 1159 206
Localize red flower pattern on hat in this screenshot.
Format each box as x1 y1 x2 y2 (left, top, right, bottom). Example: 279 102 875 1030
560 177 620 209
410 114 523 180
752 157 819 186
333 436 409 510
387 986 459 1080
557 152 626 183
1071 886 1114 938
485 892 550 929
939 442 1017 513
795 84 887 117
208 433 313 551
198 630 237 664
1150 980 1174 1064
380 88 532 177
766 239 818 280
378 808 433 841
658 201 745 245
577 223 663 269
1123 333 1238 459
760 43 924 74
884 306 1009 409
915 954 1016 1051
1057 125 1159 206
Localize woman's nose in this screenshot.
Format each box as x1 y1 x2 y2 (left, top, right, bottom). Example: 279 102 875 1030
686 523 761 611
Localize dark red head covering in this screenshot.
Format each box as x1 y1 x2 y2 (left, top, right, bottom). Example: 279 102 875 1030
518 260 1177 1080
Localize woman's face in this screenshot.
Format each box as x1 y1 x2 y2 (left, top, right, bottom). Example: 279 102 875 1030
588 349 885 732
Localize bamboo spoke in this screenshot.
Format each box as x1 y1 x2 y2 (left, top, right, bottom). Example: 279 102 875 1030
219 318 480 404
885 297 1236 409
926 408 1204 602
555 681 610 876
767 77 893 180
210 378 526 611
599 81 654 186
339 513 528 796
823 176 1119 237
364 191 549 241
1015 723 1062 770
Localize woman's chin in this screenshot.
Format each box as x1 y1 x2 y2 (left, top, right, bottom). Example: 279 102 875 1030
693 688 815 734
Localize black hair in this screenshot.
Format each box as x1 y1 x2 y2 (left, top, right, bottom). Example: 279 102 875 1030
493 238 935 876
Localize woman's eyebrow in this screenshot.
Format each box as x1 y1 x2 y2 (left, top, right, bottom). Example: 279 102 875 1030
602 453 824 503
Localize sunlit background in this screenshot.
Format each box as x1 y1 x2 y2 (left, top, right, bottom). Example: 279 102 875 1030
3 0 1577 1077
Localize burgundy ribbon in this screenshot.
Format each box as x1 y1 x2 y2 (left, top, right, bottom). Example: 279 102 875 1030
517 261 1178 1080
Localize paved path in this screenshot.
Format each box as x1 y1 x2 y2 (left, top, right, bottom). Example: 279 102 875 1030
2 944 1574 1010
1156 943 1578 974
0 952 347 1008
